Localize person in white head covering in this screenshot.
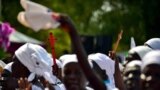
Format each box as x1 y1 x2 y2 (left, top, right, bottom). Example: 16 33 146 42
88 53 117 90
123 60 142 90
125 45 152 66
144 38 160 50
141 50 160 90
59 54 93 90
1 43 65 90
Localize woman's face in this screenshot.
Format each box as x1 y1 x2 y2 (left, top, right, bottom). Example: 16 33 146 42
62 62 86 90
123 67 141 90
141 64 160 90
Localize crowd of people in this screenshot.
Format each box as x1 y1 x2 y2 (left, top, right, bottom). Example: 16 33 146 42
1 0 160 90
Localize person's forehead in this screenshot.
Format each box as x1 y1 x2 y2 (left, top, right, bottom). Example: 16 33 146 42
143 64 160 73
64 62 80 69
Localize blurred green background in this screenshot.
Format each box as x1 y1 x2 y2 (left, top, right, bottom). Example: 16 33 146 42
1 0 160 58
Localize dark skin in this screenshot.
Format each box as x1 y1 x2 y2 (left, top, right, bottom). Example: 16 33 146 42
1 56 55 90
109 51 126 90
0 56 30 89
58 14 106 90
123 66 141 90
141 64 160 90
63 62 87 90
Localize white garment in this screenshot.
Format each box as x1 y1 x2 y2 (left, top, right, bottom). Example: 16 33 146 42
88 53 116 89
15 43 57 84
142 50 160 70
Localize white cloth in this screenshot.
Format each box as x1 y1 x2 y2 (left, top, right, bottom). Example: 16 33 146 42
88 53 116 89
54 83 66 90
48 53 62 68
59 54 93 68
4 62 13 72
129 45 152 60
130 37 136 49
144 38 160 50
0 60 6 68
59 54 78 68
15 43 57 84
17 0 60 31
126 60 142 68
142 50 160 70
32 85 43 90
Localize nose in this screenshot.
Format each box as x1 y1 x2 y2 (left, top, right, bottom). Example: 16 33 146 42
68 72 77 80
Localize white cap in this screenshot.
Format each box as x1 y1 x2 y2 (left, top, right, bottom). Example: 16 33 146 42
142 50 160 70
126 60 142 68
144 38 160 50
59 54 78 68
129 46 152 60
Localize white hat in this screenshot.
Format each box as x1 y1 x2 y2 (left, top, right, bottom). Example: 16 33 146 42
144 38 160 50
17 0 60 31
59 54 78 68
88 53 115 89
129 46 152 60
126 60 142 68
142 50 160 70
15 43 57 84
59 54 93 68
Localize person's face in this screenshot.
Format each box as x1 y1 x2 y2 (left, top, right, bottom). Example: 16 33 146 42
123 67 141 90
141 64 160 90
62 62 86 90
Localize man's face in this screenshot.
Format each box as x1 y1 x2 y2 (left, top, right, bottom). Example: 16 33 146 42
123 67 141 90
62 63 86 90
141 64 160 90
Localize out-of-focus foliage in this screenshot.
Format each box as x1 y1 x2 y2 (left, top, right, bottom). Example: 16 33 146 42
1 0 160 57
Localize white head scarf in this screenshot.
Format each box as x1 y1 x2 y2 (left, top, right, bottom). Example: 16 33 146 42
142 50 160 70
129 46 152 60
88 53 116 89
59 54 78 68
15 43 57 84
126 60 142 68
17 0 60 31
144 38 160 50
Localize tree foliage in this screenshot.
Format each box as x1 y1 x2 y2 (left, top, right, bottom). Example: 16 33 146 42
1 0 160 57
